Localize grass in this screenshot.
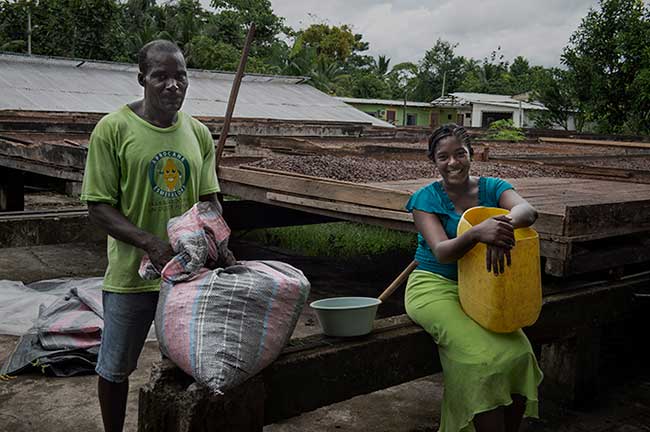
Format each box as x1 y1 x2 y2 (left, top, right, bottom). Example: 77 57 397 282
235 222 417 258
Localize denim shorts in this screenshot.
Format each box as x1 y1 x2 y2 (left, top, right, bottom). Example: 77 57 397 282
95 291 159 383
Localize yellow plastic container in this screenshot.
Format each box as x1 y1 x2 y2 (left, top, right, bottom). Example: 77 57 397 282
457 207 542 333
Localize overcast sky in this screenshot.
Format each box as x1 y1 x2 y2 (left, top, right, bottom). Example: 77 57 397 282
201 0 600 67
273 0 601 67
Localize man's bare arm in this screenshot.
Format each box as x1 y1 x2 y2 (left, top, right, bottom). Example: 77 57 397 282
87 202 173 271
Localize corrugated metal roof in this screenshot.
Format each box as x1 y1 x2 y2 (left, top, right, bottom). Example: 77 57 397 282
432 92 546 111
336 97 433 108
0 53 393 127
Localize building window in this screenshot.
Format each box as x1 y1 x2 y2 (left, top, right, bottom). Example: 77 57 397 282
406 113 417 126
364 111 377 117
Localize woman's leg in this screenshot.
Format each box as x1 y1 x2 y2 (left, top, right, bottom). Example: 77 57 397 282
504 394 526 432
473 406 505 432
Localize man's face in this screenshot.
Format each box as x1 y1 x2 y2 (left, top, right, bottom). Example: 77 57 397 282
140 50 188 114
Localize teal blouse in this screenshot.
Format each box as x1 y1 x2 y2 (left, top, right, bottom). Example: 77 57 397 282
405 177 514 280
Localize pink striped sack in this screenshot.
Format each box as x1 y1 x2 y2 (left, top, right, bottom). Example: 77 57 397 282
139 202 310 393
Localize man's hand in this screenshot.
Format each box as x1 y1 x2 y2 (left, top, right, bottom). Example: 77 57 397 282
216 240 237 268
145 237 175 272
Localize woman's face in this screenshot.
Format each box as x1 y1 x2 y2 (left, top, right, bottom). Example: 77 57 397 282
433 135 471 185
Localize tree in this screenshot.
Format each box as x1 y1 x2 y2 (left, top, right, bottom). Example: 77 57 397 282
562 0 650 133
385 61 418 100
531 68 584 131
459 47 513 94
351 73 390 99
210 0 286 54
298 23 357 65
412 39 467 102
0 0 125 60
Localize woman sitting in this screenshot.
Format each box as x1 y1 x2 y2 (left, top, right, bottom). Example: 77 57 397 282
405 124 543 432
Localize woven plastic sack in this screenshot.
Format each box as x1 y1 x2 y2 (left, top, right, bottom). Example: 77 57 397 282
140 202 310 393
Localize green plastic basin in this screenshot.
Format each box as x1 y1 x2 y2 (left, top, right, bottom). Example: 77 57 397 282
309 297 382 337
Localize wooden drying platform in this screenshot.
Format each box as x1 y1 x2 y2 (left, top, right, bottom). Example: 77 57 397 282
219 166 650 277
539 136 650 149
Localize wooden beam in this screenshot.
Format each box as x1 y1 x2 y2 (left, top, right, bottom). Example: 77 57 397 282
0 209 104 248
539 137 650 149
222 180 415 232
219 166 411 211
266 192 412 222
0 156 84 181
0 166 24 211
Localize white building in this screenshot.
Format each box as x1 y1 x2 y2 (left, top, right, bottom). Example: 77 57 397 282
432 92 576 130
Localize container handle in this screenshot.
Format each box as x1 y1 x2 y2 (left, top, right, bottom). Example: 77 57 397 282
378 260 419 302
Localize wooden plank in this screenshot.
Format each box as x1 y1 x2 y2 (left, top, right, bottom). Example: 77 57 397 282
221 180 415 232
495 157 650 184
0 156 84 181
540 137 650 149
219 166 410 211
565 233 650 275
565 200 650 237
0 138 87 170
266 192 413 222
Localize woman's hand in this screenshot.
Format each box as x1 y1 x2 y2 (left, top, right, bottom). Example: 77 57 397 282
486 244 512 274
472 215 515 249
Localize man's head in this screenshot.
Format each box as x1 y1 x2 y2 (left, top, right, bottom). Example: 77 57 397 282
137 40 188 115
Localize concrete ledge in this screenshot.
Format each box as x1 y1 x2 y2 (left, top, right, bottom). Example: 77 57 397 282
138 272 650 431
138 316 440 431
139 362 265 432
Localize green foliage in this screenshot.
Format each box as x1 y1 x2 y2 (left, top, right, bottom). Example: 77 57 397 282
238 222 417 258
485 119 526 141
412 39 467 102
1 0 125 59
300 24 357 64
562 0 650 134
184 35 239 70
530 68 585 131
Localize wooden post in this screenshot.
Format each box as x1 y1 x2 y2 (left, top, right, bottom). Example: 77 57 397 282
0 167 24 212
215 24 256 167
539 326 601 408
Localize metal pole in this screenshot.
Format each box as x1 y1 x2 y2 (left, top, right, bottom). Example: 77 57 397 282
215 23 256 166
403 92 407 126
441 71 446 97
27 10 32 56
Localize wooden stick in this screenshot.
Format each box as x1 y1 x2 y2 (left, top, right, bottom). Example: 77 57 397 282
215 23 256 166
378 260 419 302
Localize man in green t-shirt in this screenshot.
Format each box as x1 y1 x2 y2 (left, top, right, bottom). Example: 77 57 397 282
81 40 232 432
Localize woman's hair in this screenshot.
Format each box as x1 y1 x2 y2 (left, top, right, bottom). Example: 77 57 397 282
427 123 473 160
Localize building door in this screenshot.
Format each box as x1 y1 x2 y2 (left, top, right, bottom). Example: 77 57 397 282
386 110 396 124
430 112 439 128
457 114 464 125
481 112 513 128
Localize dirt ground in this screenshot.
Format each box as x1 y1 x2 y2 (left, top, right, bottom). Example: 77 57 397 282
2 242 650 432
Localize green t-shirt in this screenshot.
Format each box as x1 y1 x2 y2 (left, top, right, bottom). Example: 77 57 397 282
80 105 220 293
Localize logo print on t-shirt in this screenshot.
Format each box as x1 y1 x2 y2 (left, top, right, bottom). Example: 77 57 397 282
149 151 190 198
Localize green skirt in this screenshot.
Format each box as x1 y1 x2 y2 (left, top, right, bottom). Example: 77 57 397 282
405 270 543 432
